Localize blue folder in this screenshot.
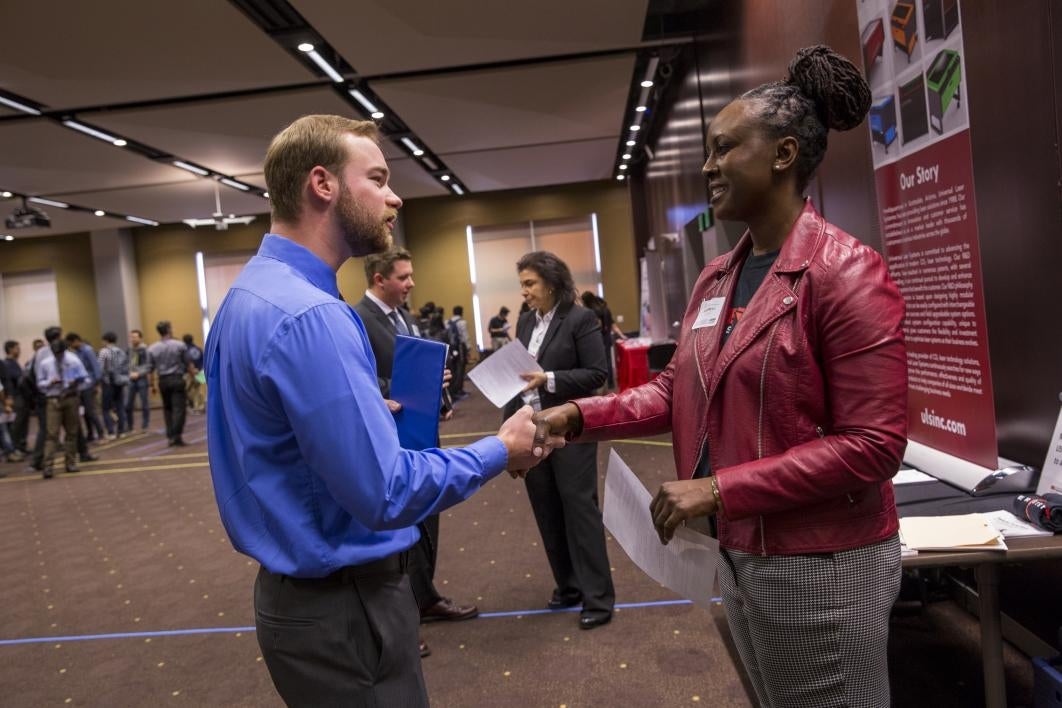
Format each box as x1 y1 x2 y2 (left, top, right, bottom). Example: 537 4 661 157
391 335 447 451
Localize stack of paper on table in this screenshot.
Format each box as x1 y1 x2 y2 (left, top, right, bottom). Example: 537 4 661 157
899 513 1007 552
981 510 1054 538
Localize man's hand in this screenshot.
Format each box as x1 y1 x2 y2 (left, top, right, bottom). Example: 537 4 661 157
442 368 453 389
130 371 140 381
532 403 583 438
497 405 565 474
649 479 717 545
519 371 547 392
384 399 403 414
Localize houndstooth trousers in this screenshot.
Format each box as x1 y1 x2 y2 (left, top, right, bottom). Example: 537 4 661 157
717 534 901 708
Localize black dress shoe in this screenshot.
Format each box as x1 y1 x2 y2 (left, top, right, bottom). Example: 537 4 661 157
578 611 612 630
419 639 431 658
547 591 582 611
79 454 98 462
420 597 479 623
172 438 187 447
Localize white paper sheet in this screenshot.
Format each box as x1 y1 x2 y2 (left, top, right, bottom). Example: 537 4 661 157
1036 404 1062 495
982 510 1054 538
893 467 936 485
602 449 719 609
466 339 544 408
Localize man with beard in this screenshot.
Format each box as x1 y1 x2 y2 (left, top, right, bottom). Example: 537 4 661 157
205 115 560 707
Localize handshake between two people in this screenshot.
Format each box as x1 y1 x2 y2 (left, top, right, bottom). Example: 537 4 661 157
503 402 720 546
498 403 584 479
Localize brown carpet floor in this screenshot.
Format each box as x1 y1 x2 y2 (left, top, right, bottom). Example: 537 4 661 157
0 388 1035 706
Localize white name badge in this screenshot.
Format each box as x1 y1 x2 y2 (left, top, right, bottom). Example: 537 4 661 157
692 297 726 329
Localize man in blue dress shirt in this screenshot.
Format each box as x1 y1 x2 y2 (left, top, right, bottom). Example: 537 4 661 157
205 114 557 707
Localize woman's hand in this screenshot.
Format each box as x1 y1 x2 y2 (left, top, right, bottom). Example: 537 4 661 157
649 479 718 545
520 371 548 392
532 403 583 438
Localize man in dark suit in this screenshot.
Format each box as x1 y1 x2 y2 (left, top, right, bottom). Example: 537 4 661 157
502 251 615 630
352 248 478 657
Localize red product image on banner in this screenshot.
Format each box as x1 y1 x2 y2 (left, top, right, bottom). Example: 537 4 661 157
875 130 998 468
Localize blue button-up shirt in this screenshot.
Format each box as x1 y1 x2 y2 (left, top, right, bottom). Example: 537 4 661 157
206 234 508 577
75 343 102 385
36 350 88 397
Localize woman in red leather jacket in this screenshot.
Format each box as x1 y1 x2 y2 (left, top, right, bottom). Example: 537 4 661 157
536 46 906 707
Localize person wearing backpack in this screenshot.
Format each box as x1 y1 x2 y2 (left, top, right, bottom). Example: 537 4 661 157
446 306 470 399
98 332 130 438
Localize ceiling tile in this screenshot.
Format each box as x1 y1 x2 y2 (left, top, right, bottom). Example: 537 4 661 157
387 159 449 200
92 87 403 177
374 55 633 154
0 196 132 239
0 0 314 110
443 138 617 192
62 180 272 224
293 0 648 75
0 121 194 195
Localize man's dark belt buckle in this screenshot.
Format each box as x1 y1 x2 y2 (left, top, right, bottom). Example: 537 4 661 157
329 551 408 583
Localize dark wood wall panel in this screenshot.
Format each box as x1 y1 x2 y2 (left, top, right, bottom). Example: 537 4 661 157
960 0 1062 462
736 0 882 250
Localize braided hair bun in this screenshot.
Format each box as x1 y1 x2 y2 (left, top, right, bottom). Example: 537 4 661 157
785 45 871 132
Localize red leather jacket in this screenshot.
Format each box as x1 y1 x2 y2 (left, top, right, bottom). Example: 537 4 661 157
576 202 907 555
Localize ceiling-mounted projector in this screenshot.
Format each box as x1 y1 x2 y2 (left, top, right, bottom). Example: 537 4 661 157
5 200 51 229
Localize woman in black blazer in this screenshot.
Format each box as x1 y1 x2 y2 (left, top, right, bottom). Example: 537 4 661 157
502 251 614 629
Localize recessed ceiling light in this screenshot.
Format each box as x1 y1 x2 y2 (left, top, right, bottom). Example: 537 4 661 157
173 160 210 176
619 164 628 170
263 192 270 199
113 139 127 147
616 175 625 181
303 47 344 82
640 80 654 88
62 120 124 146
298 43 314 52
28 196 69 209
126 215 159 226
219 178 251 191
349 90 384 119
626 140 636 147
452 184 465 195
635 106 647 112
629 125 641 132
3 234 13 241
0 95 41 115
94 210 106 217
622 153 632 160
440 175 451 182
1 191 11 198
400 137 424 157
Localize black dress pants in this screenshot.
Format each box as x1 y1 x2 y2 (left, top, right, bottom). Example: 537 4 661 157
158 374 187 442
255 556 427 707
524 441 615 614
407 514 441 610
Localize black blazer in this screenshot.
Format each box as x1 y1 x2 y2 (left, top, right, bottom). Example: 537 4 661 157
352 295 420 398
502 301 607 420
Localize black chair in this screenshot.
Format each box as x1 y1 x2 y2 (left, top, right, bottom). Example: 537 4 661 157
647 342 677 377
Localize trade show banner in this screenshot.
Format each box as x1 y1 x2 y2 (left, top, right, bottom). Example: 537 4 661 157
856 0 998 468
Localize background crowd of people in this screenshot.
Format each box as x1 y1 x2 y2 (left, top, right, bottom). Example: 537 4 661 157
0 322 204 477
